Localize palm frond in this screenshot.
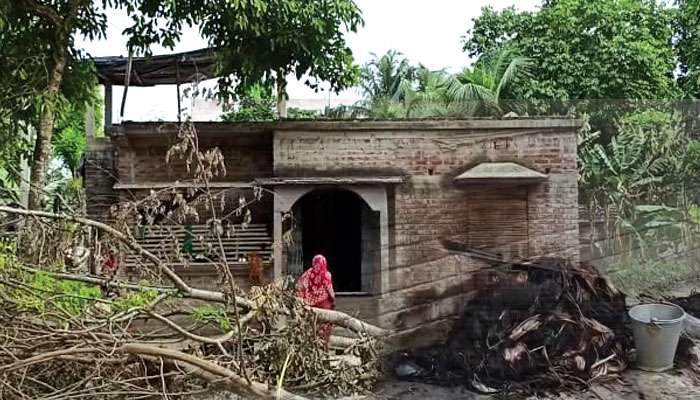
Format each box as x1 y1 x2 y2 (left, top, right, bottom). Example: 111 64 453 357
495 56 533 99
441 74 496 104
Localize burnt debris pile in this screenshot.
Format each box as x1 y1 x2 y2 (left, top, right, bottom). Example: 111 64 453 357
670 292 700 318
392 257 632 394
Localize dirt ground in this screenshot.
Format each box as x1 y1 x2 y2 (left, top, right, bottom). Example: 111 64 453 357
192 363 700 400
370 367 700 400
195 282 700 400
186 359 700 399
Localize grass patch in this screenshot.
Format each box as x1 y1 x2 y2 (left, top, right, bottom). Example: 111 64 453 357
608 257 700 297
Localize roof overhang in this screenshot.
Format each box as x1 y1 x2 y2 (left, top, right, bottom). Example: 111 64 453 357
93 48 217 87
255 176 406 186
454 162 547 186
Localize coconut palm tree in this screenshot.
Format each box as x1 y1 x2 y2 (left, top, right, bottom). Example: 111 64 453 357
441 47 532 116
355 48 532 118
398 67 446 117
356 50 417 118
359 50 416 102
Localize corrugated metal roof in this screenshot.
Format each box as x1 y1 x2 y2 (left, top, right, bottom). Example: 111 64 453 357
93 48 216 86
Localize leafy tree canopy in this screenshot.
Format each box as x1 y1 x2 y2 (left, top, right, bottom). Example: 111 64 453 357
464 0 680 104
1 0 362 208
113 0 362 98
221 83 276 122
676 0 700 98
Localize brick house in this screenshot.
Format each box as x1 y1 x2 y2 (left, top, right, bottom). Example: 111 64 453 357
86 118 580 346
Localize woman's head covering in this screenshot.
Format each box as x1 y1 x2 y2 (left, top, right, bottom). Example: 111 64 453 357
312 254 327 272
295 254 335 307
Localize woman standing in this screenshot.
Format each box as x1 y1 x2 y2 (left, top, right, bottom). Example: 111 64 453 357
295 254 336 341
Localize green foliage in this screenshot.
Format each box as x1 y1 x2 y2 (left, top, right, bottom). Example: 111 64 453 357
287 107 320 119
579 110 700 258
609 257 696 296
192 0 363 100
54 279 103 316
52 83 103 179
221 83 276 122
46 176 84 213
359 50 416 105
53 126 86 179
3 0 361 204
0 3 103 135
12 271 102 316
579 111 687 204
113 285 159 313
676 0 700 97
0 241 100 317
221 82 321 121
464 0 680 109
355 48 533 118
192 305 232 332
321 103 367 119
440 46 532 116
0 240 16 271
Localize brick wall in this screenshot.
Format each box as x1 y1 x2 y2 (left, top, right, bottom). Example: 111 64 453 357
274 125 578 262
88 120 580 347
115 132 273 184
87 123 276 298
108 125 274 226
273 121 580 344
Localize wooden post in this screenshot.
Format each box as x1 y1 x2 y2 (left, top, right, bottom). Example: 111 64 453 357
120 53 133 118
176 60 181 122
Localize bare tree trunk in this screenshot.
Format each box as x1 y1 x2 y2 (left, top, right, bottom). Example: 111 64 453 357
277 71 287 119
28 46 68 210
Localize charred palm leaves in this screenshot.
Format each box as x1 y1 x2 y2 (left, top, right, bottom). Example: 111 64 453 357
396 257 631 394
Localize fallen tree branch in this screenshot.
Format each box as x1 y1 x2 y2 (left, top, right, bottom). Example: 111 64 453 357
1 206 388 337
0 206 195 296
0 347 103 373
313 308 387 337
123 343 310 400
146 311 237 345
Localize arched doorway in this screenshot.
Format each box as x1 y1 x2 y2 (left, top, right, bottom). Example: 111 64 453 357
290 188 379 293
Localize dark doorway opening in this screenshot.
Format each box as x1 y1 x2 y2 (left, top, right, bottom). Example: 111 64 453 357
299 189 363 293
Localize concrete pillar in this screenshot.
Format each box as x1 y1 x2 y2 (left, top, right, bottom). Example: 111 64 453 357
272 186 312 281
348 185 389 295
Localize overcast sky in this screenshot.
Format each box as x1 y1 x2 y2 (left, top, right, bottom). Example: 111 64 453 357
76 0 540 122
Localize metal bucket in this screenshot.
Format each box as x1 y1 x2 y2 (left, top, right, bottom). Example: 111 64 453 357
629 303 685 372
